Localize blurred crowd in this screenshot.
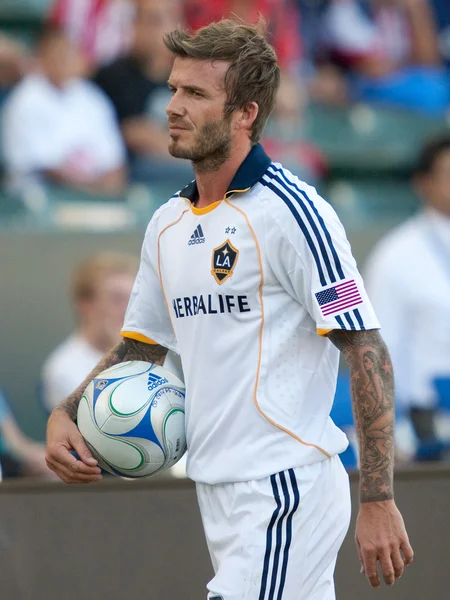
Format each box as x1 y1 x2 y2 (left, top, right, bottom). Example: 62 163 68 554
0 0 450 480
0 0 449 198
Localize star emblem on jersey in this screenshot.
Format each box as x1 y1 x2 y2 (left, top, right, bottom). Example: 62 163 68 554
211 239 239 284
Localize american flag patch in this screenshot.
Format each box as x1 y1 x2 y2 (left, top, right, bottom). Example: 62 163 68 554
315 280 362 317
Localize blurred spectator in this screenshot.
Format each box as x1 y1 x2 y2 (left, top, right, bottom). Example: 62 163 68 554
365 135 450 455
42 252 138 412
49 0 136 71
0 389 51 479
431 0 450 68
184 0 302 73
2 27 126 196
94 0 193 187
322 0 449 116
0 35 30 105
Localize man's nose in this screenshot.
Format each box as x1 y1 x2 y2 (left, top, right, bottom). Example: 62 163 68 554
166 92 185 117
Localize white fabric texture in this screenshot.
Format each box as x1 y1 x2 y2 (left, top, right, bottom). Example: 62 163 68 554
122 159 379 484
197 456 351 600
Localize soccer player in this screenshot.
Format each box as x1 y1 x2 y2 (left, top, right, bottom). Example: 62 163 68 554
46 19 413 599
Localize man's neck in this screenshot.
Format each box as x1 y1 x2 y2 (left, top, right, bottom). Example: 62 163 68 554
194 141 252 208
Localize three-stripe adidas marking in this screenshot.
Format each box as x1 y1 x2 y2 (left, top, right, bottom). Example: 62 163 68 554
188 224 205 245
259 469 300 600
261 164 366 331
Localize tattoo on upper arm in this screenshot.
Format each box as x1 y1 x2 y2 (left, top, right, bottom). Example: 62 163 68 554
327 329 395 502
56 338 168 422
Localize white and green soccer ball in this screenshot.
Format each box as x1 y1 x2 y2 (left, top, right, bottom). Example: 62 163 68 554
77 361 186 478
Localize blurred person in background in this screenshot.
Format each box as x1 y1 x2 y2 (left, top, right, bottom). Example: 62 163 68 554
431 0 450 69
0 35 30 105
2 27 126 196
41 253 138 413
322 0 449 116
365 136 450 457
94 0 193 187
49 0 136 71
0 389 51 479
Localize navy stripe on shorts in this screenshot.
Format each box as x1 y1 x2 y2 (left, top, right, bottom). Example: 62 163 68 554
258 469 301 600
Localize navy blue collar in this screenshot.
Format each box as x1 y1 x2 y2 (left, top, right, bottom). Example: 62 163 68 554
179 143 272 202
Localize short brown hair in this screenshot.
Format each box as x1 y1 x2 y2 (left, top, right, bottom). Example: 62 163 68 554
164 18 280 145
71 252 138 302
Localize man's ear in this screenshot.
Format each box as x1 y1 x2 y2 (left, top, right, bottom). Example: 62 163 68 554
235 101 259 133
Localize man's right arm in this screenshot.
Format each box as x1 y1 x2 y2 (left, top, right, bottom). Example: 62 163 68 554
56 338 168 421
46 338 168 483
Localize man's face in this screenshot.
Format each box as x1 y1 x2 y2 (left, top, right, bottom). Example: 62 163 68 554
166 57 234 168
417 150 450 216
81 273 135 347
40 35 82 85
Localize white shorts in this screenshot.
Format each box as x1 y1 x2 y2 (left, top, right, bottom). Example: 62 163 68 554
196 456 351 600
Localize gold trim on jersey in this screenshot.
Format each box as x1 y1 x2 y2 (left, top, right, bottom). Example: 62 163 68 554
211 238 239 285
157 207 191 333
184 187 251 215
120 331 158 344
224 197 332 459
191 200 222 215
317 328 333 336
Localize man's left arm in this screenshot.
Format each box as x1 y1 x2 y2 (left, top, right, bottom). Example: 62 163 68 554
327 328 414 588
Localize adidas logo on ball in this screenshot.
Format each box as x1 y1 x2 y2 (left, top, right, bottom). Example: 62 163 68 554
147 372 169 391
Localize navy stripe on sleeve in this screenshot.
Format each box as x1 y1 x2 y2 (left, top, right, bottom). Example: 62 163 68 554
269 165 345 280
261 178 328 286
264 169 338 284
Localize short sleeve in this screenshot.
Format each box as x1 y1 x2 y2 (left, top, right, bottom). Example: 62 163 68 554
121 217 178 352
266 177 380 334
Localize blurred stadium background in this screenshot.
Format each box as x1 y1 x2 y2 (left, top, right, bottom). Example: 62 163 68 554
0 1 450 598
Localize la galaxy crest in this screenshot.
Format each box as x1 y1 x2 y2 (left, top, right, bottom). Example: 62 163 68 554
211 239 239 284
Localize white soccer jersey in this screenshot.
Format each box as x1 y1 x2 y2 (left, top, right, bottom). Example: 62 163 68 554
122 145 379 484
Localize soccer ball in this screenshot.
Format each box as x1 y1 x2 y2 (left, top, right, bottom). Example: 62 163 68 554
77 361 186 478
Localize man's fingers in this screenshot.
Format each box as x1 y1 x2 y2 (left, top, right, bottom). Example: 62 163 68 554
355 537 364 574
58 464 102 484
379 550 396 586
71 434 99 467
391 549 405 580
361 546 380 588
401 539 414 566
49 445 101 475
47 458 102 484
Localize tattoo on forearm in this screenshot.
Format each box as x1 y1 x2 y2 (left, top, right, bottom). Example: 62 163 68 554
56 339 168 422
327 329 394 503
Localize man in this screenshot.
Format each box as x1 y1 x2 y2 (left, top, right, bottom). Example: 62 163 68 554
94 0 193 187
2 27 126 196
46 19 413 599
365 136 450 449
41 253 138 412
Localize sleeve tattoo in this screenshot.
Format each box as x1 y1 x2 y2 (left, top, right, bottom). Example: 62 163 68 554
327 329 395 503
55 339 168 422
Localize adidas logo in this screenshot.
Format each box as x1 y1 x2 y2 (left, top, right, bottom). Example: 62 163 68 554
147 372 168 391
188 224 205 245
